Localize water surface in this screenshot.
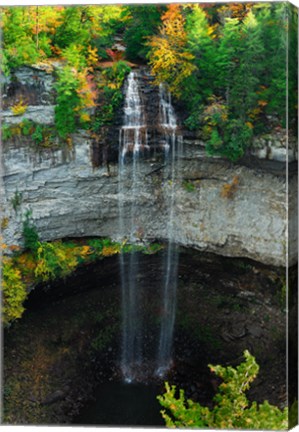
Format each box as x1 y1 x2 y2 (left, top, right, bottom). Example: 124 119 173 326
75 381 164 426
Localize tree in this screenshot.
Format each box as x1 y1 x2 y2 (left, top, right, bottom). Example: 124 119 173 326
182 5 217 128
2 7 40 69
254 3 288 127
54 65 81 139
158 350 288 429
123 6 164 61
147 5 196 98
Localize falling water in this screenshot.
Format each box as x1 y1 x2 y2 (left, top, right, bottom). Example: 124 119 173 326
156 84 182 377
118 72 182 382
118 71 146 382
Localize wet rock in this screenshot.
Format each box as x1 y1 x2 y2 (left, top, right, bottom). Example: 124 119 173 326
246 323 263 338
221 324 246 342
41 389 67 406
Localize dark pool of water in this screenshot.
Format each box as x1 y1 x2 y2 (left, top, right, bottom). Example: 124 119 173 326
74 380 165 427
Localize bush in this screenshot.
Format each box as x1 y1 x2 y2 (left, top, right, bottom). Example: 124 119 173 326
31 124 44 145
2 124 13 141
11 100 28 116
34 241 78 282
158 350 288 429
2 258 27 326
54 65 81 139
22 211 40 253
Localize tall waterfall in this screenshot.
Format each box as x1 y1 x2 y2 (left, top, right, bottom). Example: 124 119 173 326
118 71 146 382
156 84 182 377
118 71 182 382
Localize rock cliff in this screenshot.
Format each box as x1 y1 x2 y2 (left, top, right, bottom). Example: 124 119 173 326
1 65 297 267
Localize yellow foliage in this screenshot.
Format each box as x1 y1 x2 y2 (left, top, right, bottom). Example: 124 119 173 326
107 82 117 89
245 121 254 129
148 4 196 98
80 113 91 123
102 245 120 256
66 136 73 149
11 100 28 116
87 45 98 68
76 69 97 109
1 217 9 230
2 257 27 325
10 125 22 136
79 245 91 257
248 106 262 119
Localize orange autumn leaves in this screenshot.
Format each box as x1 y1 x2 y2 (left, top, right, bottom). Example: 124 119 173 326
147 4 196 98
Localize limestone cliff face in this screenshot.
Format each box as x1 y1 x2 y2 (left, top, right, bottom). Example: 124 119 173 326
2 133 297 267
1 65 297 267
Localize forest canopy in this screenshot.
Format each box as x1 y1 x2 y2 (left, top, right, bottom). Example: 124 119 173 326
1 3 298 161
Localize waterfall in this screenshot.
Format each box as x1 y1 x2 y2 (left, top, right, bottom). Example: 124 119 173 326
156 84 182 377
118 72 182 382
118 71 146 382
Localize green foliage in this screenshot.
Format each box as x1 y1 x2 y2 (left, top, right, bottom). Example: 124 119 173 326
10 190 23 214
182 181 196 193
31 124 44 145
158 351 288 429
123 6 164 61
61 43 87 69
2 259 27 326
2 237 163 325
2 123 13 141
289 399 298 429
142 243 164 255
103 61 131 88
2 120 56 148
2 3 296 162
34 241 78 281
22 211 40 253
21 119 34 136
2 7 40 71
93 61 130 131
54 65 81 139
53 7 92 50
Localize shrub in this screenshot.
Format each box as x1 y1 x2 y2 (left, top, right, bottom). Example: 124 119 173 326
54 65 81 139
22 211 40 253
11 100 28 116
158 350 288 429
10 190 23 214
2 124 13 141
21 119 35 136
31 124 45 145
2 258 27 326
34 241 78 282
182 180 196 193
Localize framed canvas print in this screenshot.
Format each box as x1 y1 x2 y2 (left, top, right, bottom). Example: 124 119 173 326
0 1 298 429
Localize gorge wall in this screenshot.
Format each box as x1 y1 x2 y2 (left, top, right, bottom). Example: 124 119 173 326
1 66 297 267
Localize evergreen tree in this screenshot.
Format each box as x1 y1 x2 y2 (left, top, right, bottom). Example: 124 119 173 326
123 6 164 61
